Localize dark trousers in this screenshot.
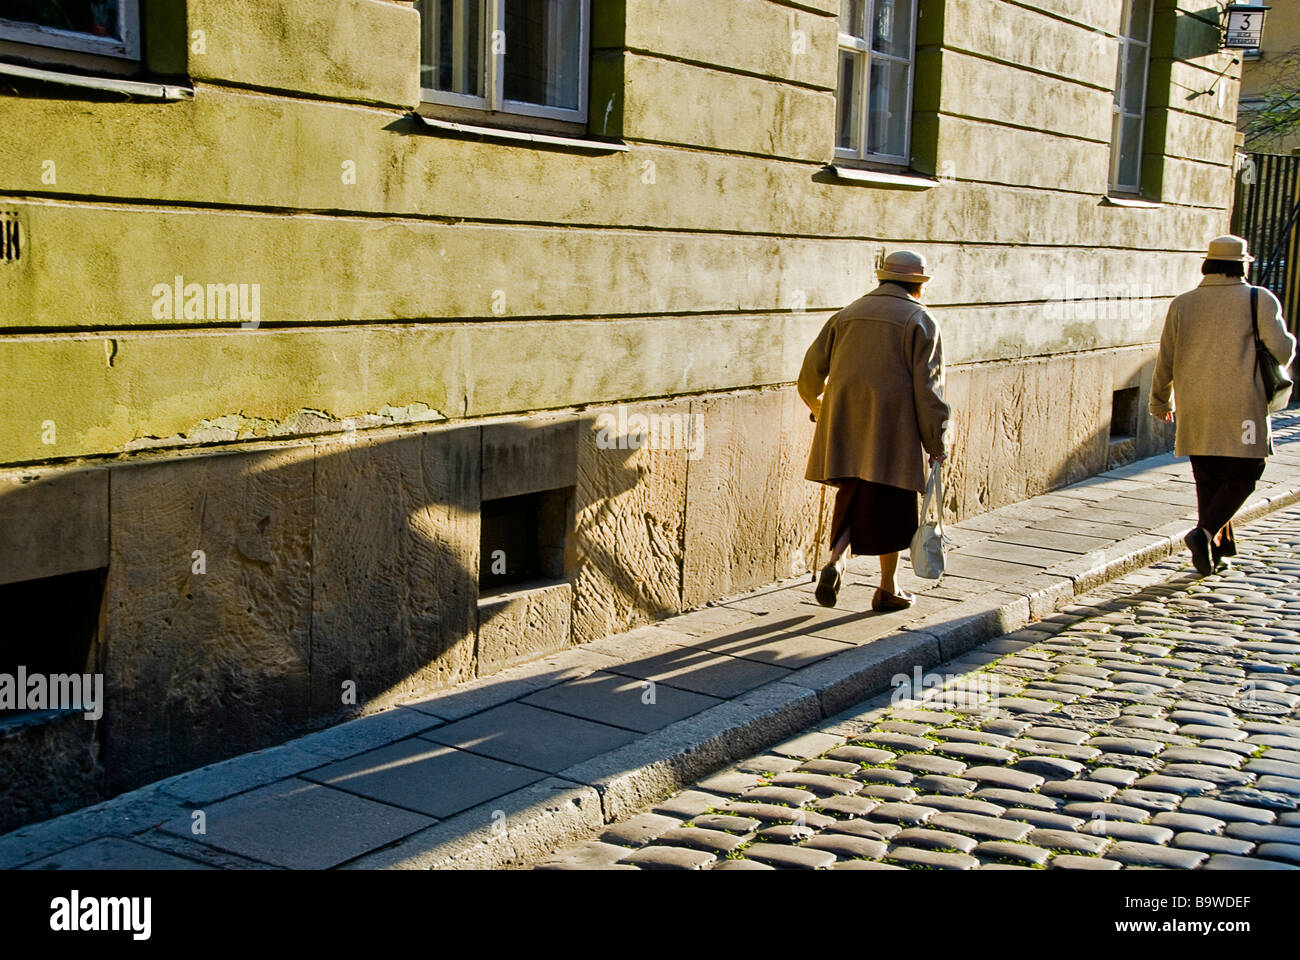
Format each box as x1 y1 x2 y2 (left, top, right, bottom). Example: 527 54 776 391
1189 455 1266 556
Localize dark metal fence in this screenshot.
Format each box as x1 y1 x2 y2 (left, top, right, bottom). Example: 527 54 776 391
1233 152 1300 335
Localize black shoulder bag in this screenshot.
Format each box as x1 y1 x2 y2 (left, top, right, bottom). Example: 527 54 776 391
1252 286 1294 414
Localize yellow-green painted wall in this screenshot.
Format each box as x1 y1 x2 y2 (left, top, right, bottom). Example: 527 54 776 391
0 0 1239 468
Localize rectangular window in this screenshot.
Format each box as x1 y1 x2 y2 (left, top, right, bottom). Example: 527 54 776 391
1110 0 1154 193
416 0 589 123
836 0 917 166
0 0 140 61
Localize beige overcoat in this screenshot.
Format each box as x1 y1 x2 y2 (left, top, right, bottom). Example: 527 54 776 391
1150 275 1296 457
798 285 950 494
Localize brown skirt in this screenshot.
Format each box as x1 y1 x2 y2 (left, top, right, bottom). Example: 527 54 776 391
830 478 919 556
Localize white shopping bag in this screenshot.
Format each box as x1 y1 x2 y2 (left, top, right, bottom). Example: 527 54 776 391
910 465 945 580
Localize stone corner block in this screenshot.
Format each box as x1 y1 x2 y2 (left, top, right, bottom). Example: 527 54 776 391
0 462 109 586
480 414 579 501
476 581 574 677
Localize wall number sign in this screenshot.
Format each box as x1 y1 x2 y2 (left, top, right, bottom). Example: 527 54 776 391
1224 5 1270 49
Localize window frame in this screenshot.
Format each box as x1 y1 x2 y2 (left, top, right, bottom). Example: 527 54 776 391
419 0 591 125
834 0 920 168
1109 0 1155 195
0 1 141 62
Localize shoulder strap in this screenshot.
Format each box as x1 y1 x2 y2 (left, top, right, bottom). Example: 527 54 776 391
1251 286 1260 340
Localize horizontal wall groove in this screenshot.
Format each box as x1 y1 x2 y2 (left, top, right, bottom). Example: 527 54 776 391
616 134 827 166
0 186 1228 234
186 77 413 113
0 295 1190 340
624 47 836 94
1000 0 1113 35
937 44 1114 93
763 0 838 16
934 110 1109 146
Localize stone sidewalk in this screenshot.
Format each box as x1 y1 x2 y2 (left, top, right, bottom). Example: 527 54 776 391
536 505 1300 870
4 414 1300 870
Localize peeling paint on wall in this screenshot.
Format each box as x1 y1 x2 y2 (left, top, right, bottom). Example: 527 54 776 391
123 403 447 451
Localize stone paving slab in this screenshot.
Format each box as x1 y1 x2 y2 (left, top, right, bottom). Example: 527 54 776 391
600 645 795 698
20 837 214 871
421 701 639 772
160 779 434 870
304 739 544 818
675 614 859 667
6 414 1300 870
518 670 722 733
993 528 1117 555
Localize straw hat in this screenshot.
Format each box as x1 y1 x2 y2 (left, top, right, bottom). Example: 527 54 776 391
877 250 931 283
1204 235 1254 263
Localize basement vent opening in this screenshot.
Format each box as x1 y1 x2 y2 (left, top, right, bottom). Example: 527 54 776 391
1110 387 1140 441
0 567 105 723
479 487 572 595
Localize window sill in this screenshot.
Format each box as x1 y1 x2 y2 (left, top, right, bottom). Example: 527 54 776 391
826 165 941 189
410 114 629 153
0 60 192 99
1103 195 1162 209
478 577 570 604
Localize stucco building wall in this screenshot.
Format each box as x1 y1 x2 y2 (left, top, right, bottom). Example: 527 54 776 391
0 0 1239 829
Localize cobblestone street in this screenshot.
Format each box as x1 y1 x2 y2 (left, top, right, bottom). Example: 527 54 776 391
538 507 1300 870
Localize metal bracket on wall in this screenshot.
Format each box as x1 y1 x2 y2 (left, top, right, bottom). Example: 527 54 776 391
1186 54 1241 101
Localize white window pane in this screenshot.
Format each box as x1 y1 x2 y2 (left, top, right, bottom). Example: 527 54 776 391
1117 115 1143 188
837 50 863 151
418 0 485 97
840 0 867 40
1123 41 1149 115
1128 0 1153 43
872 0 914 59
868 57 910 157
503 0 583 110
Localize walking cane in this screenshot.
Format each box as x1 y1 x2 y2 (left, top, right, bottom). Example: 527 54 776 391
809 411 826 582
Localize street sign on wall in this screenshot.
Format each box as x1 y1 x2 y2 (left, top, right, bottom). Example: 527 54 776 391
1224 5 1270 49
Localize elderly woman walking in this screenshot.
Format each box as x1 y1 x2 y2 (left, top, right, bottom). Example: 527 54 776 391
1150 235 1296 576
799 251 950 610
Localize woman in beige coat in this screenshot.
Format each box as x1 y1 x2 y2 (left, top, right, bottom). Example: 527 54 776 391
798 251 950 610
1150 235 1296 575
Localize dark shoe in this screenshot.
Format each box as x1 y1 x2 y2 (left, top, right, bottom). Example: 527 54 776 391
815 564 841 607
1185 527 1213 577
1211 532 1237 570
872 587 915 612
